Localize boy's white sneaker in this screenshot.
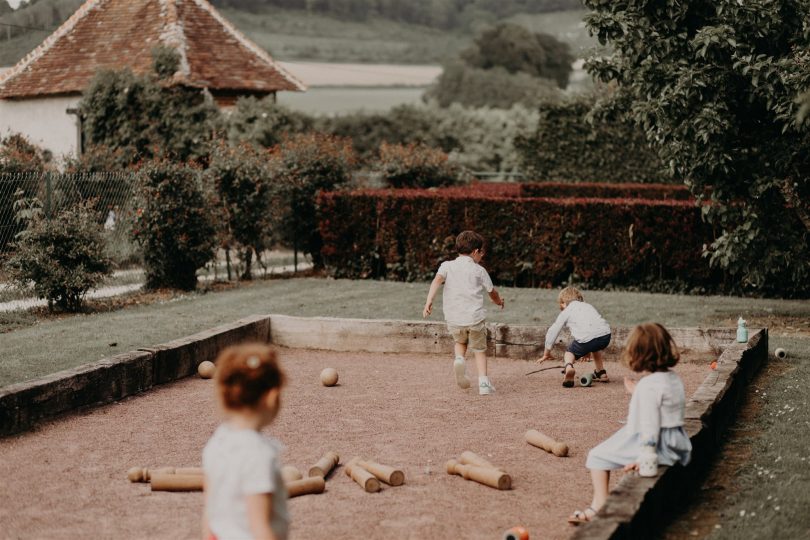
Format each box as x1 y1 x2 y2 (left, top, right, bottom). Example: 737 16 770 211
479 378 496 396
453 356 471 389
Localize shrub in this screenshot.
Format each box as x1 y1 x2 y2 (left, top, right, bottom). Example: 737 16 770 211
319 103 538 174
268 133 356 267
0 135 47 252
79 49 220 165
0 134 46 174
206 143 274 279
5 198 112 312
133 160 217 290
515 95 668 183
227 96 314 149
375 142 469 188
424 61 562 110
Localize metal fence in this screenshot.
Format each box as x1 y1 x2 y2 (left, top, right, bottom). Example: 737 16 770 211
0 171 138 264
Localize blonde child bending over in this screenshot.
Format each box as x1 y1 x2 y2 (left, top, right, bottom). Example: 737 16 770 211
202 344 288 540
568 323 692 525
423 230 505 395
538 286 611 388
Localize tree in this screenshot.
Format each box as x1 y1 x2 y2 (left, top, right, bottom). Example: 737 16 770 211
79 46 220 166
227 96 313 149
426 23 572 109
584 0 810 295
461 23 574 88
268 133 355 268
132 160 217 290
206 142 274 279
424 61 562 110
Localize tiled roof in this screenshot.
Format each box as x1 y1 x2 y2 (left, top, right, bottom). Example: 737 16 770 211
0 0 305 99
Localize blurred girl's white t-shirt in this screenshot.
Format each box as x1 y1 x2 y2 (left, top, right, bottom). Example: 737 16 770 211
203 424 289 540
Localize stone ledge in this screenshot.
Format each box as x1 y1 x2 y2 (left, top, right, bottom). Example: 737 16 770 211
0 315 271 437
570 328 767 540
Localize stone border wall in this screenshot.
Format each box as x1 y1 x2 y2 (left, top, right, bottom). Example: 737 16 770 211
0 315 270 437
0 314 765 540
570 328 768 540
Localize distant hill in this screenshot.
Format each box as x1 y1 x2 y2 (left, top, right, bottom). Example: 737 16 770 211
0 0 595 67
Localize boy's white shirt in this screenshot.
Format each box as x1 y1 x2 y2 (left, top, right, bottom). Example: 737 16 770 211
203 423 289 540
544 300 610 350
437 255 494 326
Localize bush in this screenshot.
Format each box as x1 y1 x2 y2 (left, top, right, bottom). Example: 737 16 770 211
268 133 356 267
0 134 46 174
207 143 274 279
424 61 562 110
318 187 720 289
227 96 314 149
0 135 47 252
375 143 469 188
5 198 112 312
319 103 538 174
133 160 217 290
515 95 668 183
79 51 220 166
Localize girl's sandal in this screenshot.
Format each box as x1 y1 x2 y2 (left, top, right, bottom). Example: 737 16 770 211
561 362 575 388
593 369 610 383
567 506 597 525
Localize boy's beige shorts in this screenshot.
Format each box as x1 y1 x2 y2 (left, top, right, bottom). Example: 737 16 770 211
447 321 487 352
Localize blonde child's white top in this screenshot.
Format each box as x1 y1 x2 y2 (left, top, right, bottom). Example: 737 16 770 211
544 300 611 350
438 255 494 327
627 370 687 444
203 424 289 540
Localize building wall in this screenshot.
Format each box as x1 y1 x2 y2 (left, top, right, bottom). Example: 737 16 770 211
0 95 81 159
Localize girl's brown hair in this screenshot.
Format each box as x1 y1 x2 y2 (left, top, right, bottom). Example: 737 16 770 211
214 343 285 410
622 323 680 373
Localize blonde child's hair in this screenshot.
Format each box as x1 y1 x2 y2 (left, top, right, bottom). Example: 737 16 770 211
558 286 584 305
214 343 285 410
622 323 681 373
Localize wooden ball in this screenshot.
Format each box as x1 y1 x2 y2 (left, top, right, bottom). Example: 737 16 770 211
198 360 216 379
320 368 338 387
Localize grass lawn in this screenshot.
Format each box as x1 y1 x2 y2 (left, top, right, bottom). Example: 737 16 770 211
1 276 808 539
1 276 807 388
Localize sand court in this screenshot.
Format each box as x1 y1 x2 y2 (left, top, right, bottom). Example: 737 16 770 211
0 347 713 540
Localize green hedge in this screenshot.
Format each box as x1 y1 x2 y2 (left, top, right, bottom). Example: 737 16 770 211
318 188 718 288
514 97 669 183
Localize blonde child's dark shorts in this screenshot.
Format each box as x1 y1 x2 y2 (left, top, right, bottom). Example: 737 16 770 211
447 321 487 352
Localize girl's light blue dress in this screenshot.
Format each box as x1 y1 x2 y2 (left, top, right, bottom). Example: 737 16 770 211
587 370 692 470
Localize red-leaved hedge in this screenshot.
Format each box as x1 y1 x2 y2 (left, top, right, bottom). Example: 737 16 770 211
318 187 718 288
429 181 692 200
518 182 692 200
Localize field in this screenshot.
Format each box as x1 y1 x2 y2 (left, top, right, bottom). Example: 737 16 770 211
0 347 712 539
277 86 426 115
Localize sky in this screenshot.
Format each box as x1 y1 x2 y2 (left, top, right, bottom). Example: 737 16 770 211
7 0 21 9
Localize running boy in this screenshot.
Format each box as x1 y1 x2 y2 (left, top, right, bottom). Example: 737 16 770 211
538 286 611 388
423 230 505 395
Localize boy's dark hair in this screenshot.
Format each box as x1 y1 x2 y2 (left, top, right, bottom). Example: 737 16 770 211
622 323 680 373
456 230 484 255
